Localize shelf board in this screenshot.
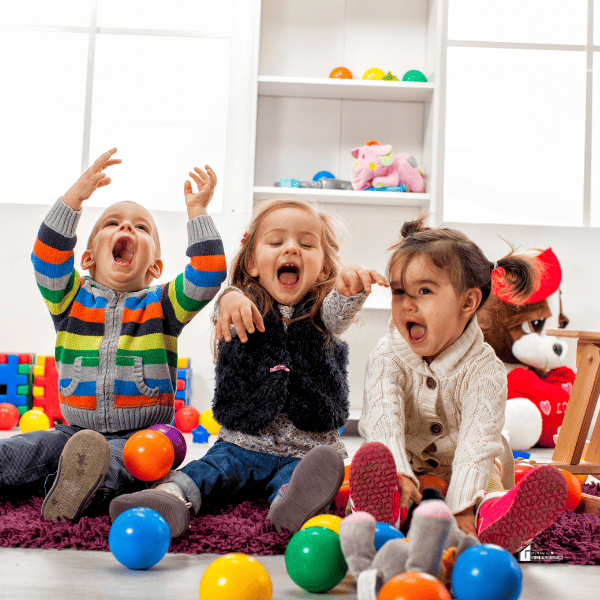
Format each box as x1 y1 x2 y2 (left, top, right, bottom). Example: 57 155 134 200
258 76 434 103
253 186 430 209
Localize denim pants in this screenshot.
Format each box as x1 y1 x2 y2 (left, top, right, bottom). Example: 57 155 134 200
0 424 145 501
165 440 301 513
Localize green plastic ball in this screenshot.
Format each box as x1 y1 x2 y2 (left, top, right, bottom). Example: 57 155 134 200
402 69 427 82
284 527 348 593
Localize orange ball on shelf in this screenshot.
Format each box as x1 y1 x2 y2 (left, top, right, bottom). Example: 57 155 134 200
329 66 353 79
559 469 583 511
123 429 175 482
378 571 451 600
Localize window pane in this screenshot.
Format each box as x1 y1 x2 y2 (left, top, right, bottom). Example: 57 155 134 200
0 0 91 28
0 31 88 205
448 0 586 45
89 34 230 212
589 52 600 226
97 0 231 33
444 47 586 226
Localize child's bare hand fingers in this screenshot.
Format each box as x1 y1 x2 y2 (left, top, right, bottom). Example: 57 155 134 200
369 270 389 287
229 312 250 343
335 274 351 297
252 304 265 332
205 165 217 185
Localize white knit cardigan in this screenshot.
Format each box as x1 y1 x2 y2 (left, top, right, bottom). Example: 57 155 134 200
358 316 514 515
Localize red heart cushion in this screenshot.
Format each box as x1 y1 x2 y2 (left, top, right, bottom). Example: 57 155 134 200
506 366 575 447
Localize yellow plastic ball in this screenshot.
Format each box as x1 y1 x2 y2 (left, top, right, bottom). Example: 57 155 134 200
199 409 221 436
199 553 272 600
362 67 385 80
300 514 342 535
20 409 50 433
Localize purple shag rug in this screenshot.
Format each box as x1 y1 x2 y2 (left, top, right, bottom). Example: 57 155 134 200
0 482 294 555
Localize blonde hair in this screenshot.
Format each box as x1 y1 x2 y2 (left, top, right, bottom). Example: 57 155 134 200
226 198 343 328
388 216 539 309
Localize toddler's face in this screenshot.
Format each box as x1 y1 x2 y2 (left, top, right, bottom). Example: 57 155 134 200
82 202 162 292
248 207 329 306
390 255 478 363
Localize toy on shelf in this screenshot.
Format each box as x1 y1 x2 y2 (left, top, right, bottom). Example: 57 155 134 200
351 140 426 193
274 178 352 190
176 357 192 406
403 69 428 82
313 170 335 181
362 67 385 80
382 71 399 81
480 248 574 449
32 356 66 426
279 178 299 188
0 354 34 415
330 67 353 79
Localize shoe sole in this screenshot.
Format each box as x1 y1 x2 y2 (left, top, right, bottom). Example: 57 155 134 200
478 465 567 554
109 490 190 539
349 442 398 524
41 430 111 523
267 445 345 534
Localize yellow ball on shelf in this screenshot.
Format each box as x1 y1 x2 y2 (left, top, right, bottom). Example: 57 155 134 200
362 67 385 80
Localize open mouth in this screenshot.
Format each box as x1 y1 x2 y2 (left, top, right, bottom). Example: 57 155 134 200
112 236 134 265
277 263 300 288
407 321 427 343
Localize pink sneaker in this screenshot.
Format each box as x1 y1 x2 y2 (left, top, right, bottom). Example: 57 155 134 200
349 442 399 525
477 465 567 554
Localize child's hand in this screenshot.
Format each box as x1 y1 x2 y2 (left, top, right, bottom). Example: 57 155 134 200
336 264 389 297
62 148 121 211
216 291 265 343
398 473 422 508
454 506 478 537
184 165 217 218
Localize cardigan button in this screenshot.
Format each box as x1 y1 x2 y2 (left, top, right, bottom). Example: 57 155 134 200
426 377 436 390
430 422 443 435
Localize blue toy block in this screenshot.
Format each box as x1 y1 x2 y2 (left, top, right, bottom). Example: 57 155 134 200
0 354 29 406
280 178 300 188
176 359 193 405
192 424 210 443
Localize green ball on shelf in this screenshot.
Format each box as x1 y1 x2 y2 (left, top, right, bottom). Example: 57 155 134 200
402 69 427 82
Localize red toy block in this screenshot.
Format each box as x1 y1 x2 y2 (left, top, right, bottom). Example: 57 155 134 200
33 356 66 426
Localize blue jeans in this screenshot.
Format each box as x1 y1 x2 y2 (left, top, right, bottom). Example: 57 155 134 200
0 424 146 502
165 440 301 513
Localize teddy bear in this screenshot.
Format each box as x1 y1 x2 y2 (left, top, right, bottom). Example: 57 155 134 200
350 140 426 192
480 248 575 449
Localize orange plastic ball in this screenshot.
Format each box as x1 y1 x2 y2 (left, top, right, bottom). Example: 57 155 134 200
343 464 351 485
573 473 588 484
329 66 353 79
559 469 583 511
417 474 449 497
378 571 451 600
123 429 175 482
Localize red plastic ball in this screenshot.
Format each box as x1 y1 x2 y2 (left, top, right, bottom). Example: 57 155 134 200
560 469 582 511
174 406 200 433
378 571 451 600
0 403 20 430
123 429 175 482
514 462 536 485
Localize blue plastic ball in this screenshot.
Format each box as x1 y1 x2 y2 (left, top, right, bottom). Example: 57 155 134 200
374 521 404 551
109 507 171 570
451 544 522 600
313 170 335 181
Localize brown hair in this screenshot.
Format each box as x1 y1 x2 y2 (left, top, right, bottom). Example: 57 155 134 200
225 198 343 329
388 216 539 309
86 200 161 258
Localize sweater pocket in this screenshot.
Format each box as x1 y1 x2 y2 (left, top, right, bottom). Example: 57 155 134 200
59 356 99 410
114 355 161 408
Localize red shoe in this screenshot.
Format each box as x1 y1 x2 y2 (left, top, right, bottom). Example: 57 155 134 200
477 465 567 554
349 442 399 524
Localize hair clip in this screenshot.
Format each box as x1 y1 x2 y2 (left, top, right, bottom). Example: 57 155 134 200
241 231 248 245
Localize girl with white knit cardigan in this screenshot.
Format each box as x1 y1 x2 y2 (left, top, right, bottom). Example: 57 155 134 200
350 217 567 555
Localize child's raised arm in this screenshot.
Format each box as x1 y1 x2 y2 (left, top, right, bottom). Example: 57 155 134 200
62 148 121 211
336 263 389 297
184 165 217 219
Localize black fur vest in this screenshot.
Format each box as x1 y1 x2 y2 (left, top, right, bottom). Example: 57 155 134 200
212 301 349 435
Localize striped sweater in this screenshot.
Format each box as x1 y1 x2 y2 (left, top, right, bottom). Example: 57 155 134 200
32 198 226 433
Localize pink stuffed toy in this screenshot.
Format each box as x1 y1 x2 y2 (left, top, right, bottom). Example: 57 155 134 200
351 140 426 192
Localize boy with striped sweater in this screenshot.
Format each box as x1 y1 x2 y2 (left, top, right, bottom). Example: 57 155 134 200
0 148 226 522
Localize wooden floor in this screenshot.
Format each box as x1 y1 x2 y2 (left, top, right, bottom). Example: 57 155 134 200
1 431 600 598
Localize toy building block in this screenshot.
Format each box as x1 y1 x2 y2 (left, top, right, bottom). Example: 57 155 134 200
279 178 300 188
32 356 66 426
176 357 192 406
192 424 210 443
0 353 32 410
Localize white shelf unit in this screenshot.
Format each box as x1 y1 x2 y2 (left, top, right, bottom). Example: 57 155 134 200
252 0 447 410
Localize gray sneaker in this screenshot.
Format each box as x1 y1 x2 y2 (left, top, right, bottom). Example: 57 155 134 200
41 430 111 523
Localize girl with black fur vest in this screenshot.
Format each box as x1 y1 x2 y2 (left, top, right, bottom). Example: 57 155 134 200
110 198 388 538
